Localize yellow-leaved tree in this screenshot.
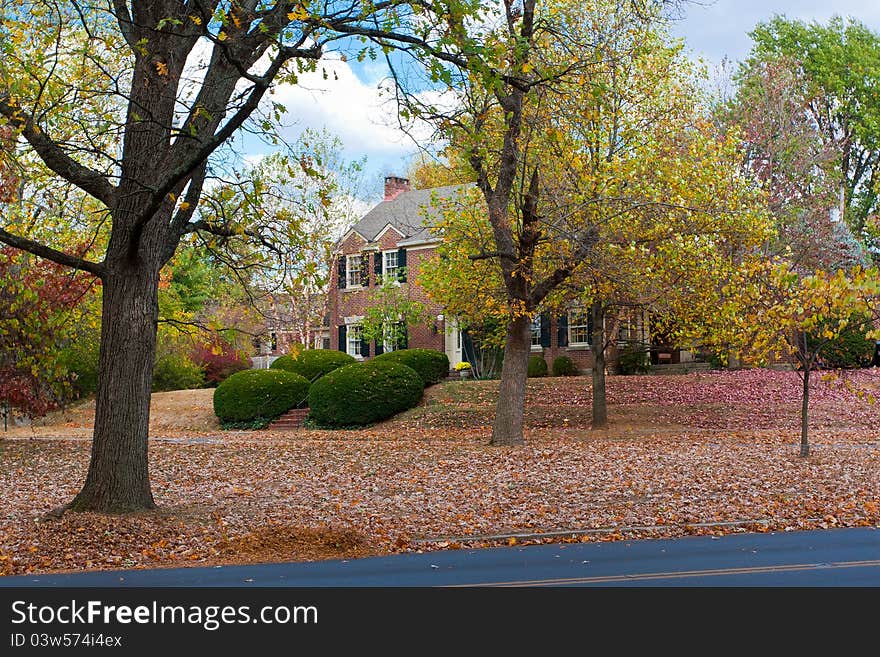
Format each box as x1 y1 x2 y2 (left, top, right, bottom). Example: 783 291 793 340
416 1 773 437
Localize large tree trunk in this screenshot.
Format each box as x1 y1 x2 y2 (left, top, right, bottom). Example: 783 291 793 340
68 261 160 512
800 363 810 458
491 314 532 445
591 302 608 430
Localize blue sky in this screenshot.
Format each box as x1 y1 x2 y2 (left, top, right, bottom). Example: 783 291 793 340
668 0 880 65
244 1 880 201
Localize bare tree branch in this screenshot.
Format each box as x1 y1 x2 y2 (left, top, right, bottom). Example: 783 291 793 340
0 227 104 276
0 94 116 206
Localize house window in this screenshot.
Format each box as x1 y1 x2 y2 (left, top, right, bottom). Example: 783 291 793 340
568 307 592 346
530 316 542 347
618 314 642 344
382 323 396 353
347 324 363 357
346 254 362 288
383 250 398 282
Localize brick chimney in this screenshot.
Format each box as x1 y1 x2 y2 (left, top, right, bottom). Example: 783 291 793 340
384 175 411 201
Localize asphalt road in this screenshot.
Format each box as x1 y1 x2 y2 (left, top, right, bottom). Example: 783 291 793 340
3 527 879 587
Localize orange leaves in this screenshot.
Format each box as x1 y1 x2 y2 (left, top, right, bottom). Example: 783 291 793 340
3 370 880 576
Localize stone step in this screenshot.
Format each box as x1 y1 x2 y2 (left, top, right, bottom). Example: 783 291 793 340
269 408 310 430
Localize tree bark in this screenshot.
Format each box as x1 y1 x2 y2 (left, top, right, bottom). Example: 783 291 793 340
491 314 532 445
68 262 160 512
591 302 608 430
800 361 810 458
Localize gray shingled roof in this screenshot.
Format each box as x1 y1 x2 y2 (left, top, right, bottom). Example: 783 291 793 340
351 183 475 245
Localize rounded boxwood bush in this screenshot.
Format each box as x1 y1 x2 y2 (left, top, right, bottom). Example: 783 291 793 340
809 315 875 369
552 355 578 377
308 360 424 427
372 349 449 385
213 369 310 424
527 355 548 377
270 349 356 382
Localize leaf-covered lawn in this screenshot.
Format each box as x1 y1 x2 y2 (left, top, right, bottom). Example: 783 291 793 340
1 368 879 575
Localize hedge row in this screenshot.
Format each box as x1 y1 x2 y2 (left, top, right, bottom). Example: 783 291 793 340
372 349 449 385
308 360 424 427
213 369 310 426
270 349 355 381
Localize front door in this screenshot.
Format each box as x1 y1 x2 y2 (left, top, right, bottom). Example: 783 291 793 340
444 318 463 367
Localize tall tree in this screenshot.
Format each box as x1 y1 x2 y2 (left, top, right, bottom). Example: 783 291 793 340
411 0 770 443
722 53 867 272
744 16 880 243
0 0 485 512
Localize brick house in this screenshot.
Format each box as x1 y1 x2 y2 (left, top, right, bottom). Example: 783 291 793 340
328 176 455 361
327 176 671 373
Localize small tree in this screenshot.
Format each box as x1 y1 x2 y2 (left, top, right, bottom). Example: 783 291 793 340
360 275 427 351
0 246 95 417
698 260 880 457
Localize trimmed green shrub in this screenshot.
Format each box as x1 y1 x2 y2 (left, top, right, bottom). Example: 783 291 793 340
527 355 548 377
214 369 310 425
270 349 356 381
372 348 449 385
810 316 875 369
308 360 424 427
552 355 577 376
618 341 651 375
152 352 205 391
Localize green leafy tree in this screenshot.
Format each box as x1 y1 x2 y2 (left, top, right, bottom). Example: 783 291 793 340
0 0 496 512
744 16 880 243
360 275 427 351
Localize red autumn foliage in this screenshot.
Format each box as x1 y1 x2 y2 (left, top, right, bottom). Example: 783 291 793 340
190 338 250 387
0 247 95 417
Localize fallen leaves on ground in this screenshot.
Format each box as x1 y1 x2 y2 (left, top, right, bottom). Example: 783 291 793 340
1 368 878 575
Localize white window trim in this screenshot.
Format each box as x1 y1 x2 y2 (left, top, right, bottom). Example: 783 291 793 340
346 323 365 360
567 308 592 348
530 315 544 351
345 254 364 290
381 249 400 285
616 310 647 346
382 325 396 354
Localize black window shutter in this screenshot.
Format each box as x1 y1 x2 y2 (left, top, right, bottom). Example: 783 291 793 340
557 315 568 347
361 336 370 357
588 311 595 346
397 322 408 349
375 340 384 356
338 325 347 352
337 256 346 289
373 252 383 284
397 248 407 282
359 254 369 287
540 313 551 348
462 329 474 363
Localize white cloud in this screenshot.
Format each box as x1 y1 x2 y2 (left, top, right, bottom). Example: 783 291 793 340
267 55 422 171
